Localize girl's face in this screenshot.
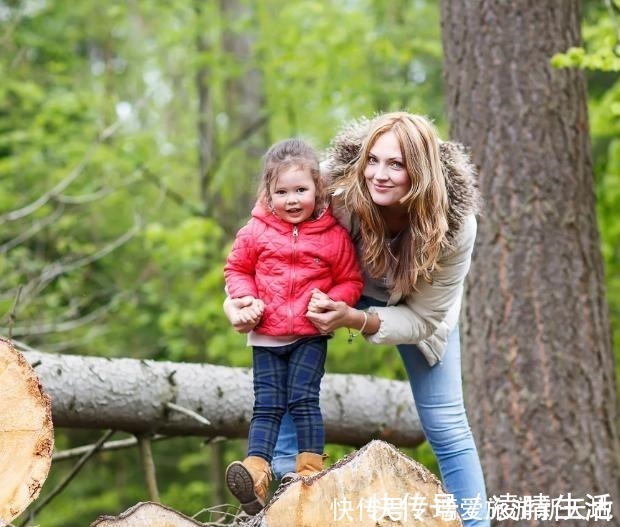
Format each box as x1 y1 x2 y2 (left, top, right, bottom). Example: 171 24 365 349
364 131 411 208
270 166 317 224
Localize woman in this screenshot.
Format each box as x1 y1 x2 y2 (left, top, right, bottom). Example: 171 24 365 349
225 112 489 526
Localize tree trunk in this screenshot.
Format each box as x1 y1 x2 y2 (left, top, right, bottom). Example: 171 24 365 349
440 1 619 524
0 339 54 525
193 0 215 213
90 441 462 527
22 348 423 447
220 0 267 231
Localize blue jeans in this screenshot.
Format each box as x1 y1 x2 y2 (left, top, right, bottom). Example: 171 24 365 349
272 298 489 526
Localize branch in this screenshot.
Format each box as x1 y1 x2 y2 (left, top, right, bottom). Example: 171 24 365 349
39 326 109 354
53 435 168 462
141 167 205 216
0 151 95 225
166 402 211 426
6 286 23 339
1 215 141 309
18 429 116 527
207 115 268 179
137 435 160 503
3 300 115 337
0 89 154 225
0 205 65 254
54 172 142 205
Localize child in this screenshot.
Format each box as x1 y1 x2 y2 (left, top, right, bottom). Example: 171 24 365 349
223 138 363 515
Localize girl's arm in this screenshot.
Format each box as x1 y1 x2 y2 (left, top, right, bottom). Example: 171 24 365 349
224 222 260 299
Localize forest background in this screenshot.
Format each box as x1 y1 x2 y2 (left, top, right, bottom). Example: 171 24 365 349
1 1 618 526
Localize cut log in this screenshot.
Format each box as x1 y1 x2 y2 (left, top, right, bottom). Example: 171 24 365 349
90 502 205 527
251 440 463 527
0 338 54 525
22 350 423 447
89 441 462 527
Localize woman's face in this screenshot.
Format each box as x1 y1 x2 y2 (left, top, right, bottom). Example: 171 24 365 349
364 131 411 207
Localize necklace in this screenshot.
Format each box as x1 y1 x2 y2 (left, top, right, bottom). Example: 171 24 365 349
386 226 407 247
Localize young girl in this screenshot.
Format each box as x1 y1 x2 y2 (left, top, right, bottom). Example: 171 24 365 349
223 138 363 515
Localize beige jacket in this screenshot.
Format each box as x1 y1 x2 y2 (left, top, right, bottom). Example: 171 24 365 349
324 117 480 366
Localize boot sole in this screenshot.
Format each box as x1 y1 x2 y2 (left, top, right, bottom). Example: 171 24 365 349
225 461 264 516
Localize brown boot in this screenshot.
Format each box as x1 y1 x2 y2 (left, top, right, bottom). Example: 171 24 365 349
295 452 324 477
225 456 272 515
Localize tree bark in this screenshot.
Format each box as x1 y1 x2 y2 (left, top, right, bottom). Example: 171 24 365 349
440 1 619 523
0 339 54 525
22 349 423 447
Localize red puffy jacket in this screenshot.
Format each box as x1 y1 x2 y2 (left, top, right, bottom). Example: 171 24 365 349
224 203 363 336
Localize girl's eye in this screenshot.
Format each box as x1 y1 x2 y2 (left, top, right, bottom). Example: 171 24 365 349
296 187 307 193
367 155 377 164
274 190 286 195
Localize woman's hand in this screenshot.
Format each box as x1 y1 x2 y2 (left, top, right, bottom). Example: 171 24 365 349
307 289 380 336
306 289 355 333
223 296 264 333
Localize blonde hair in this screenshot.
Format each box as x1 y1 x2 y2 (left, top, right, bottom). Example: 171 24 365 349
334 112 449 296
257 138 327 216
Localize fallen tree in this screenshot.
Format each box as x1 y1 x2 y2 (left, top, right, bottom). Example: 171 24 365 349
21 348 423 447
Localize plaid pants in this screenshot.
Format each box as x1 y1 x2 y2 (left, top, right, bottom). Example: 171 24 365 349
248 336 327 461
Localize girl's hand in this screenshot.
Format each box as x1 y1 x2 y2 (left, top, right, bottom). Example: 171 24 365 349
223 296 264 333
307 289 330 313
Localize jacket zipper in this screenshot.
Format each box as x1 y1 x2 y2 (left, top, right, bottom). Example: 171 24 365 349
289 225 298 334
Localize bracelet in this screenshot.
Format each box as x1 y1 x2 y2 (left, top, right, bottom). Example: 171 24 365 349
347 311 369 343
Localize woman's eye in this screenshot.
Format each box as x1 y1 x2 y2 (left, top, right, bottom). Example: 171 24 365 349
391 161 404 169
368 156 377 164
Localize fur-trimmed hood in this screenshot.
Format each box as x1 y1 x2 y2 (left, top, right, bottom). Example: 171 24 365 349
321 116 481 241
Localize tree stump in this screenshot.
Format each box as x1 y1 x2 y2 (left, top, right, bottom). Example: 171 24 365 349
90 502 205 527
90 441 463 527
251 440 463 527
0 338 54 525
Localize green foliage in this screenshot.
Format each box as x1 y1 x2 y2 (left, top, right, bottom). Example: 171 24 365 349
592 79 620 363
552 0 620 71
